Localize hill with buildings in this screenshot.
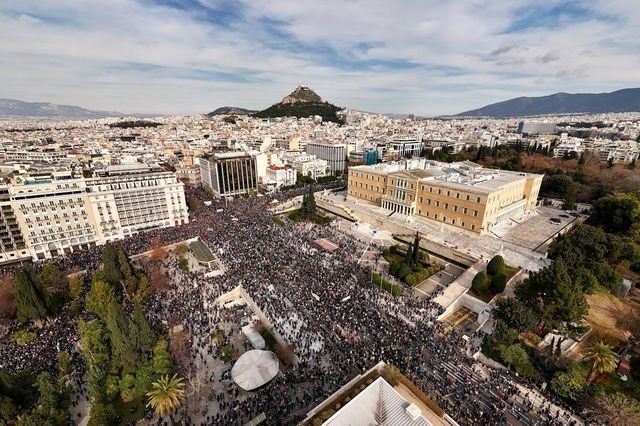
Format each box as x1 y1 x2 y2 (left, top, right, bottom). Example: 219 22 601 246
206 106 257 116
253 86 342 123
0 98 126 119
456 88 640 117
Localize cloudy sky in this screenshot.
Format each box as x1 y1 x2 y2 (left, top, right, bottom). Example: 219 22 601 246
1 0 639 115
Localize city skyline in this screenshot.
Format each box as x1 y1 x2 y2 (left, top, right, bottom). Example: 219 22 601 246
2 0 640 115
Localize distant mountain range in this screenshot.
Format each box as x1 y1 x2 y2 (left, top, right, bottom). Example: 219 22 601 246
0 98 130 119
206 106 257 116
252 86 342 123
456 88 640 117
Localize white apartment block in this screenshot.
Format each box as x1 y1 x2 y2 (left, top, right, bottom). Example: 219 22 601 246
3 149 69 164
3 172 188 262
265 166 297 189
291 157 329 180
553 138 584 158
305 141 346 174
388 138 423 158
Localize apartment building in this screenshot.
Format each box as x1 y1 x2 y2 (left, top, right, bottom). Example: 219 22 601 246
348 159 542 235
2 172 188 262
305 141 346 174
176 165 201 186
388 138 423 158
199 151 258 197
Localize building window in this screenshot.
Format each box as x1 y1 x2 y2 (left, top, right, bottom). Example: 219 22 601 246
429 187 433 193
471 224 476 231
442 215 446 222
465 194 470 201
435 201 440 207
434 213 438 219
463 207 468 214
453 205 458 212
476 196 481 203
451 218 455 225
444 203 449 209
418 197 423 203
447 190 451 197
456 192 460 199
461 221 465 227
472 210 478 217
427 199 431 205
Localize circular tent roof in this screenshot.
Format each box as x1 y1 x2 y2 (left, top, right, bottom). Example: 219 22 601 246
231 350 279 391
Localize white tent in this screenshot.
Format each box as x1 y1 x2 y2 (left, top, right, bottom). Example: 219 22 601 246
231 350 279 391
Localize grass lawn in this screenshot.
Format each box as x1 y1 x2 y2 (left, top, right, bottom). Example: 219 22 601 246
467 287 494 303
585 291 639 344
189 239 214 263
272 216 285 226
113 395 145 425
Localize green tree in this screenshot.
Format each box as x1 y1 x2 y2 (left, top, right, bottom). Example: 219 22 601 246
102 242 122 286
104 302 137 372
0 396 17 424
87 402 115 426
494 298 538 332
405 245 414 267
551 367 587 401
490 272 508 294
152 338 172 377
15 266 49 324
119 373 138 403
472 271 490 294
68 275 83 300
500 344 536 377
135 360 156 395
17 371 69 426
130 303 156 358
39 264 67 291
411 232 420 266
584 341 619 383
547 259 588 323
590 192 640 233
78 319 111 403
487 255 505 275
146 374 185 421
118 246 138 297
57 352 72 378
86 279 116 319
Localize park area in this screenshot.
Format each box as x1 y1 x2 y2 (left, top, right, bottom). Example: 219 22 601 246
382 238 442 287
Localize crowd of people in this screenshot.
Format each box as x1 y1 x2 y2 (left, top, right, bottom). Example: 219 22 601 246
0 182 585 425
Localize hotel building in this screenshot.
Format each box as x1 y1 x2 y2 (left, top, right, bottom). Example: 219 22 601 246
0 171 188 263
348 159 542 235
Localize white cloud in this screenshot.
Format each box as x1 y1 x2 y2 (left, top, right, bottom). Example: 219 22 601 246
0 0 638 115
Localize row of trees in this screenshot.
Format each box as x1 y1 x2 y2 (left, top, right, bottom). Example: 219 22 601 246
80 242 180 424
0 353 72 425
